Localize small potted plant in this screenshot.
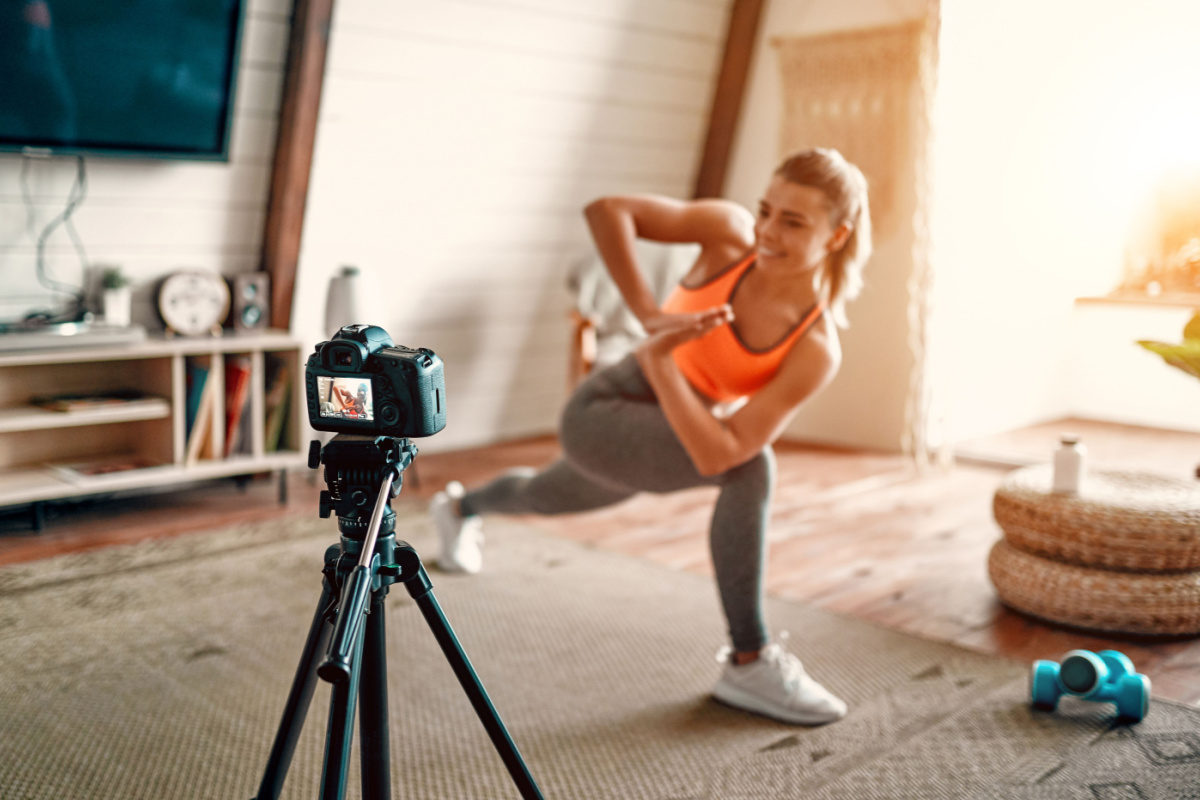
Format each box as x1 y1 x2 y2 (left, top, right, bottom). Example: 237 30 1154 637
101 267 133 328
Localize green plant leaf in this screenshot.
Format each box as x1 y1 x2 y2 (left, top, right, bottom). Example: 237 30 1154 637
1138 339 1200 380
1184 312 1200 342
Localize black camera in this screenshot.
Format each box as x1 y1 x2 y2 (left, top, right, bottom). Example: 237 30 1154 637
306 324 446 437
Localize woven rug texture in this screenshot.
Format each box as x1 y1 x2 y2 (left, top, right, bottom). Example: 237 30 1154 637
0 512 1198 799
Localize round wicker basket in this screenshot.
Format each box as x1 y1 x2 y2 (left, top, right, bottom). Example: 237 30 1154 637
993 465 1200 572
988 539 1200 635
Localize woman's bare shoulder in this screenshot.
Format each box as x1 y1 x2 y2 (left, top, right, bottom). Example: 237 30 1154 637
692 199 756 250
780 313 841 383
691 197 756 226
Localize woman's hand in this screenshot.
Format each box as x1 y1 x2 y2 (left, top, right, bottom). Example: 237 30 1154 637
636 305 733 363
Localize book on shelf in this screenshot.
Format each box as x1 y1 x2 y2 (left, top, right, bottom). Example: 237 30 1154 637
231 394 254 456
51 454 167 485
185 371 217 466
32 390 160 414
223 356 252 457
263 360 291 453
185 361 210 439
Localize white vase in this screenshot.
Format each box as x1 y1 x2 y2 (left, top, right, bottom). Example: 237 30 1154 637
325 265 362 338
103 287 132 328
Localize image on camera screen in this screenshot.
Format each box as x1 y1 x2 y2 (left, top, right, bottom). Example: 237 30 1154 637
317 376 374 421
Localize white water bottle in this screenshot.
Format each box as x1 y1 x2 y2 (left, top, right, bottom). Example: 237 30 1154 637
1052 434 1087 494
325 265 361 338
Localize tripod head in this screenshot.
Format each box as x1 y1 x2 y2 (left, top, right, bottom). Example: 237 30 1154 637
309 434 417 541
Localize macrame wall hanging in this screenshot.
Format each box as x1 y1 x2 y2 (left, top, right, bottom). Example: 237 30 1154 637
773 14 944 467
773 21 925 236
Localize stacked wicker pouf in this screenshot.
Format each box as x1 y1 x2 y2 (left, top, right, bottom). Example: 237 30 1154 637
989 465 1200 636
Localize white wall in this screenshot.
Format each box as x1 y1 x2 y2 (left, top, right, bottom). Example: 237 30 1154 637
294 0 734 451
723 0 930 452
930 0 1200 443
0 0 293 327
1071 302 1200 433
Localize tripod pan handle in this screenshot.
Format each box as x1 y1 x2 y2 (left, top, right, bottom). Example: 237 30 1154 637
318 566 373 684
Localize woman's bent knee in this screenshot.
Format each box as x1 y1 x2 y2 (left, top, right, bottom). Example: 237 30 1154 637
721 446 775 490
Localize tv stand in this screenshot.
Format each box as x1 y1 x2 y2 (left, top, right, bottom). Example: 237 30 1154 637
0 321 149 353
0 331 307 530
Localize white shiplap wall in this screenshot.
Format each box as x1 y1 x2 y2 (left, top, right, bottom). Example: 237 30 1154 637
0 0 293 325
294 0 734 451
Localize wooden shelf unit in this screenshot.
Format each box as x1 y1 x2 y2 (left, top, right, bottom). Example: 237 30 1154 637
0 330 308 511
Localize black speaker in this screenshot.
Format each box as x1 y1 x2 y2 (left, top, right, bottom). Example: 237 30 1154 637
231 272 270 332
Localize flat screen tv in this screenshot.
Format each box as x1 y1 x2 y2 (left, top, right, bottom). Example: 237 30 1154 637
0 0 246 162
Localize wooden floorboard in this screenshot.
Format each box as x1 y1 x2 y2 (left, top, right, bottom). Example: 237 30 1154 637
2 419 1198 709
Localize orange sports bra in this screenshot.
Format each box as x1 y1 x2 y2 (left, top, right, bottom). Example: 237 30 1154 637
660 253 824 403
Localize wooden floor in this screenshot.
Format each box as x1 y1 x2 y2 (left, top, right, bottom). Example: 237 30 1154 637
2 418 1198 708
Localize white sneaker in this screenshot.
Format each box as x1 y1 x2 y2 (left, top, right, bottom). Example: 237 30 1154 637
430 481 483 574
712 643 848 725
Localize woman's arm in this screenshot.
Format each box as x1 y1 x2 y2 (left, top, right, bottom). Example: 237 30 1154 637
583 195 753 329
635 320 841 476
331 384 354 410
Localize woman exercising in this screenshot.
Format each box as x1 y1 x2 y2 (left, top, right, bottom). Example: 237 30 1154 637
431 147 871 725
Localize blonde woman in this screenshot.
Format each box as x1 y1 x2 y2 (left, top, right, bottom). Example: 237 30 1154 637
433 148 871 725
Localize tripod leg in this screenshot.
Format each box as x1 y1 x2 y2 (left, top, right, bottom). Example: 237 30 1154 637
396 553 545 800
358 592 392 800
253 581 336 800
320 616 367 800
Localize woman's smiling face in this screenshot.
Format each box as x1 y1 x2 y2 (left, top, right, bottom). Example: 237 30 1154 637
754 176 850 274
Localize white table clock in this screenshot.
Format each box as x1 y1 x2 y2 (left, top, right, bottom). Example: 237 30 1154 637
157 270 230 337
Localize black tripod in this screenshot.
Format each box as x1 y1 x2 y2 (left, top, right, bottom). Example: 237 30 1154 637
252 434 545 800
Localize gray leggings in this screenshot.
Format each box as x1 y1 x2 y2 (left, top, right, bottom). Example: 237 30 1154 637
460 354 773 652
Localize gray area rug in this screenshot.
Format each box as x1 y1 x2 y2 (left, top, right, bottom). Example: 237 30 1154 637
1 512 1198 799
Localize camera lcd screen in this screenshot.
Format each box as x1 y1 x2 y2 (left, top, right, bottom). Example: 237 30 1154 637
317 377 374 421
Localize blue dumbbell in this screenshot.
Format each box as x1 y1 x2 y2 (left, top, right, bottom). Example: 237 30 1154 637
1030 649 1150 722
